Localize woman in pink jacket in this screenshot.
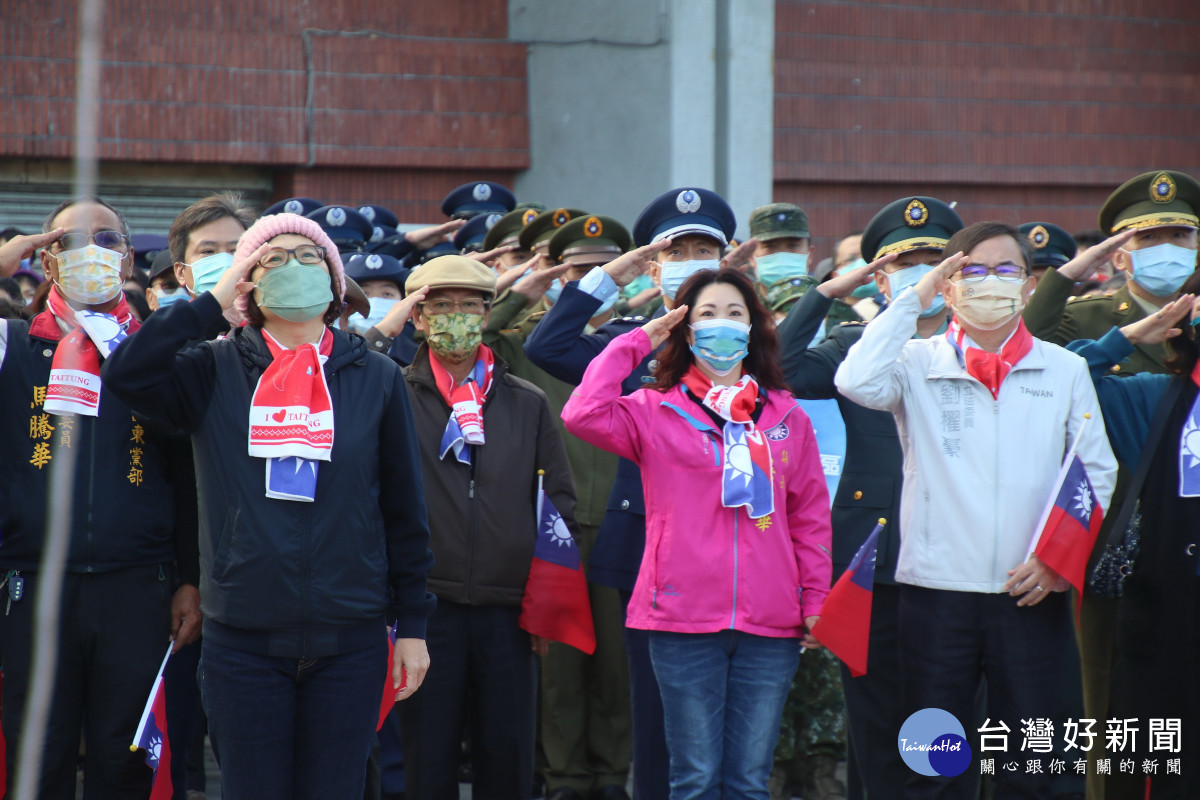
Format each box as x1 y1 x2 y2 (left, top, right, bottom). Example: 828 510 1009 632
562 267 832 800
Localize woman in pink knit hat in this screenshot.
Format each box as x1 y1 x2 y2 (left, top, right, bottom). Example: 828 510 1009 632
104 212 436 800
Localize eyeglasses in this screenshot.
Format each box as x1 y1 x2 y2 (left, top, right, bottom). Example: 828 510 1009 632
420 298 489 316
56 230 129 252
958 263 1026 282
258 245 328 269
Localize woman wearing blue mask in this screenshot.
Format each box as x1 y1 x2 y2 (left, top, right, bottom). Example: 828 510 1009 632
563 267 832 800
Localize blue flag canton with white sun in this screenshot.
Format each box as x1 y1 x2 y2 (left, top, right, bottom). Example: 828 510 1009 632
1180 411 1200 497
535 498 580 569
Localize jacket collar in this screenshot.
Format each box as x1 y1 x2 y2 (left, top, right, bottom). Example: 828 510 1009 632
657 382 800 433
925 330 1047 381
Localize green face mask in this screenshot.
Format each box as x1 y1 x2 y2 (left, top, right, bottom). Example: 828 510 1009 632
254 261 334 323
425 311 484 363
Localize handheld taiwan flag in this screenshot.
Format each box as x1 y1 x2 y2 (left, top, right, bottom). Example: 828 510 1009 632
377 623 403 731
1027 426 1105 610
811 519 884 678
519 470 596 654
130 642 173 800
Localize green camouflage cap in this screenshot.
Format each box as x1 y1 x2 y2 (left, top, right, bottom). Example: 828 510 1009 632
749 203 810 242
1098 170 1200 235
765 274 818 312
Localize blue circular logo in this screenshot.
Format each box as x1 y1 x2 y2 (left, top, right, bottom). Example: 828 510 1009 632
898 708 971 777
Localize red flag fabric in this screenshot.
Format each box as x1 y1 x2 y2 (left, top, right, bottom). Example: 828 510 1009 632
811 521 883 678
519 489 596 654
377 625 401 731
132 672 172 800
1033 453 1104 606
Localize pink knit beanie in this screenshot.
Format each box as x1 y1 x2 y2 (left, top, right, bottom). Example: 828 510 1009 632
233 213 346 320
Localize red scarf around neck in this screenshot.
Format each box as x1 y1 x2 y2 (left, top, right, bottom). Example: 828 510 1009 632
428 345 495 460
947 317 1034 400
248 328 335 461
44 286 135 416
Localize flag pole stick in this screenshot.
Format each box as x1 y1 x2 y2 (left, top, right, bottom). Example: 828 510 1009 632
130 641 174 751
1025 413 1093 559
536 469 545 525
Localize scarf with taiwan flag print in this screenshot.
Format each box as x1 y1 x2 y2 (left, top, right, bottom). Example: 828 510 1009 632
42 286 137 417
681 365 774 519
247 328 335 501
429 345 495 465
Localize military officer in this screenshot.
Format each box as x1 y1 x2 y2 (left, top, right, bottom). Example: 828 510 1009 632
1019 221 1077 282
777 195 963 800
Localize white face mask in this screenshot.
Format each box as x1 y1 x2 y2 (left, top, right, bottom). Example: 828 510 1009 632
55 244 124 305
951 276 1026 331
346 296 398 334
660 260 720 300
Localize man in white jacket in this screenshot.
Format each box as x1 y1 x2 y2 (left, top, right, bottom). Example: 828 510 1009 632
835 221 1117 799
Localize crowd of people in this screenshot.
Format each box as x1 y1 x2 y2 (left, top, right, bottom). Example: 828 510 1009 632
0 168 1197 800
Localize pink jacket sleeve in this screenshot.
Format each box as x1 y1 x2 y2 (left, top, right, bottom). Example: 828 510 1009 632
561 328 655 463
783 407 833 620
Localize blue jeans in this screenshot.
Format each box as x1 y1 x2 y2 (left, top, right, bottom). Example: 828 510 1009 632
199 636 387 800
648 630 799 800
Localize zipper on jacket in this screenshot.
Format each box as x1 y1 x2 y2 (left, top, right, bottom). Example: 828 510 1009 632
992 398 1000 583
729 513 739 629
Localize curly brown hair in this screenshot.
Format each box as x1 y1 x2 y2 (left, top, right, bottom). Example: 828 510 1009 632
648 267 787 392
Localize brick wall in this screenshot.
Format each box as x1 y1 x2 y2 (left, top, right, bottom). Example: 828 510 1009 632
774 0 1200 259
0 0 528 220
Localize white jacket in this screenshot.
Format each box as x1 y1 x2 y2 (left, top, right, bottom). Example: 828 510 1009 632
833 289 1117 592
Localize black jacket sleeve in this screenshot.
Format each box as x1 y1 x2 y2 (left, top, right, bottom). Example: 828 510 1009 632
778 288 846 400
101 293 223 433
378 358 437 639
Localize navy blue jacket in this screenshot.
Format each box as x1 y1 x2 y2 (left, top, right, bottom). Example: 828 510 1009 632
778 288 901 583
102 294 435 658
0 313 196 581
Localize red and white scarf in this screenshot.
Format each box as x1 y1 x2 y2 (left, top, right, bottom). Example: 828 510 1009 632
946 317 1033 400
681 365 775 519
248 328 335 460
429 346 495 464
44 286 135 417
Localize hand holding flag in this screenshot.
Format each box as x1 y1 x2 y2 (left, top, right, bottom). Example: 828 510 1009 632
130 642 173 800
811 519 884 678
519 470 596 655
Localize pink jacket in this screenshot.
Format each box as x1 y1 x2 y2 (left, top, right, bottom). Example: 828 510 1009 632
562 328 832 638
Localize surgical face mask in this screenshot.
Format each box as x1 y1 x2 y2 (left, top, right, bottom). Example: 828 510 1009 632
1126 243 1197 297
55 244 124 305
887 264 945 318
153 286 191 308
425 311 484 363
660 259 720 300
187 252 234 296
835 258 867 276
951 276 1026 331
690 318 751 376
755 252 809 287
621 273 655 299
544 279 563 306
253 260 334 323
346 296 398 334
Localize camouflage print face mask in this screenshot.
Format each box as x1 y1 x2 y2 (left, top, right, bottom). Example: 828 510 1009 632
425 311 485 363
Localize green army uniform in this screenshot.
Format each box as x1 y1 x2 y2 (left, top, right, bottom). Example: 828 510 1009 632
1021 169 1200 800
486 215 636 798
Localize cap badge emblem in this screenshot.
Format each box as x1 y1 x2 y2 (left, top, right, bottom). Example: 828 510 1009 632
1151 172 1176 204
676 190 702 214
327 208 347 227
584 217 603 238
1028 225 1049 248
284 200 303 214
366 255 383 270
522 209 538 225
904 199 929 227
359 206 376 222
473 183 492 202
553 209 571 227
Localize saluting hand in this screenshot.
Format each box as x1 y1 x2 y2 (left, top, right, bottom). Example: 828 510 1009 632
512 261 571 304
720 238 759 275
603 239 673 288
1121 293 1196 346
494 253 545 295
1054 229 1135 282
0 227 65 277
210 242 265 310
915 251 968 311
816 253 897 300
641 304 689 349
404 219 467 252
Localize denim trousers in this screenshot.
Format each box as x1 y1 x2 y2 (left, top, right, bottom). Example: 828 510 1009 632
648 629 799 800
199 636 387 800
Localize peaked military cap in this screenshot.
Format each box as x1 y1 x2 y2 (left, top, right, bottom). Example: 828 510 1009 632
357 204 399 229
483 207 542 251
548 215 632 264
1099 170 1200 234
344 252 409 289
749 203 810 242
861 196 964 261
441 182 516 219
306 205 374 251
263 197 324 217
633 188 736 248
518 208 590 252
453 212 504 253
1019 222 1077 269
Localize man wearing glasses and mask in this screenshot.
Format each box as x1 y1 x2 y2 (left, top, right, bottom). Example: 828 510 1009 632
0 198 199 796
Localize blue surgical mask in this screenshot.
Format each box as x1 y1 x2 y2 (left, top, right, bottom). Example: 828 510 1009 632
660 259 720 300
187 252 234 296
835 258 867 276
887 264 946 318
544 279 563 306
690 318 750 376
621 273 655 299
346 296 398 334
1128 243 1197 297
153 286 191 308
755 252 809 286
